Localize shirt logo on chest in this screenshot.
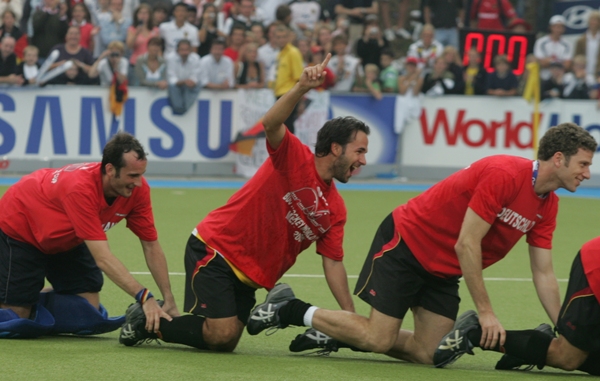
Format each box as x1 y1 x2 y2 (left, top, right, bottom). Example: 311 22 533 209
283 187 332 242
497 207 536 233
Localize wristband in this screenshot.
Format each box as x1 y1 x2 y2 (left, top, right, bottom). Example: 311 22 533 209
135 288 154 304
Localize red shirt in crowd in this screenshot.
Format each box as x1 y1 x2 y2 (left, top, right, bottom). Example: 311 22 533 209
224 47 239 62
196 130 347 289
470 0 517 30
394 155 558 278
0 162 158 254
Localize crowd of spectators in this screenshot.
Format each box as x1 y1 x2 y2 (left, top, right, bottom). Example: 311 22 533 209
0 0 598 114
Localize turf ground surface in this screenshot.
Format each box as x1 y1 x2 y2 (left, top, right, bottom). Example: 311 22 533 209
0 185 598 380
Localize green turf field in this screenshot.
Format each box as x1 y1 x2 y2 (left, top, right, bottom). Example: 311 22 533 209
0 186 597 380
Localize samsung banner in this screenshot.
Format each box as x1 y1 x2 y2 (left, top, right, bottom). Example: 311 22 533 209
0 88 396 171
401 96 600 175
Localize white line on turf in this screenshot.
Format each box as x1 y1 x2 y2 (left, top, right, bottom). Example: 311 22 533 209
129 272 568 282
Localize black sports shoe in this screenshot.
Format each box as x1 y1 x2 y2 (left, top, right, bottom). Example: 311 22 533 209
495 323 555 371
246 283 295 335
119 300 163 346
433 310 480 368
289 328 339 355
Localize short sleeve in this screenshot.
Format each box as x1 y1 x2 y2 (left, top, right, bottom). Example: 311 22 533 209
526 195 558 249
266 128 311 171
125 180 158 241
468 168 518 224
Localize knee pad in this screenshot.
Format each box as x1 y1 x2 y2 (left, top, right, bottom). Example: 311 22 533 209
0 306 55 338
39 291 125 335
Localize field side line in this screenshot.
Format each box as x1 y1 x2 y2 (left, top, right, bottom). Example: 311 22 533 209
129 272 568 282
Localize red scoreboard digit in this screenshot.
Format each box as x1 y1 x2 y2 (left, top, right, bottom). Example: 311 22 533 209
460 29 535 76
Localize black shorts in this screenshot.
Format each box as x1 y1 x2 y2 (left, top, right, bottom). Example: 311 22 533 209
0 229 103 306
184 235 256 323
556 253 600 352
354 213 460 320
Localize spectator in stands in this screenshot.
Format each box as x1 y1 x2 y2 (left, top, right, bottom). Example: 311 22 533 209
407 24 443 70
308 44 335 90
126 4 158 69
224 24 245 61
258 21 280 87
353 63 382 99
98 0 132 53
160 2 199 56
469 0 516 31
328 33 363 92
463 47 486 95
563 54 596 100
198 3 223 57
508 17 531 33
315 23 332 56
420 55 455 96
235 41 264 88
251 23 265 45
333 0 378 53
423 0 463 48
31 0 69 60
273 24 303 131
134 36 167 88
379 48 398 93
199 38 235 89
296 37 310 65
485 54 518 96
442 45 464 94
151 3 169 26
574 11 600 78
356 15 387 69
51 25 95 83
89 40 129 85
167 39 202 114
254 0 289 27
398 56 421 95
222 0 260 35
540 61 565 100
0 0 21 28
0 35 22 85
289 0 319 36
70 3 96 52
16 45 40 85
534 15 571 80
1 10 23 41
186 4 197 26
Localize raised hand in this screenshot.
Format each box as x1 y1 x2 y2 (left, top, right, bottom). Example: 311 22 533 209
298 53 331 91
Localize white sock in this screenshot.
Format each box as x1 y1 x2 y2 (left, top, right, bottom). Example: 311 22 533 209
303 306 319 327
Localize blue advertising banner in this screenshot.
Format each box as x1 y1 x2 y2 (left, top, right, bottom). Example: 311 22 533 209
554 0 600 35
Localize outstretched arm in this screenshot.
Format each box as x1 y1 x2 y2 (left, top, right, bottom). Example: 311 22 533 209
529 246 561 325
85 240 173 333
454 208 505 349
140 240 180 318
262 53 331 150
322 256 355 312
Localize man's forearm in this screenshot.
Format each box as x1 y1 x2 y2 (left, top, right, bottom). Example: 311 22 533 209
141 240 175 303
323 257 355 312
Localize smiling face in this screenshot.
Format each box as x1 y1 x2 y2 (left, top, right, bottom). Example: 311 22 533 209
556 148 593 192
330 131 369 183
104 151 147 198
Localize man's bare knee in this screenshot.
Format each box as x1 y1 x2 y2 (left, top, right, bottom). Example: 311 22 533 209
203 319 243 348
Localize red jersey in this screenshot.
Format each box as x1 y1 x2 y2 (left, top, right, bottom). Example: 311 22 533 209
224 47 239 62
394 155 558 278
0 163 157 254
196 130 347 289
470 0 516 30
581 237 600 304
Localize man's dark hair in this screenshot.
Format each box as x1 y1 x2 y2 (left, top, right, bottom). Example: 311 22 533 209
230 24 246 36
314 116 370 157
101 132 147 176
538 122 597 163
211 38 226 48
275 4 291 22
172 2 189 13
177 38 191 49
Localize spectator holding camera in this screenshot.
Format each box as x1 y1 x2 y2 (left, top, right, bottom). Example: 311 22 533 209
198 3 223 57
89 40 129 85
356 14 387 69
